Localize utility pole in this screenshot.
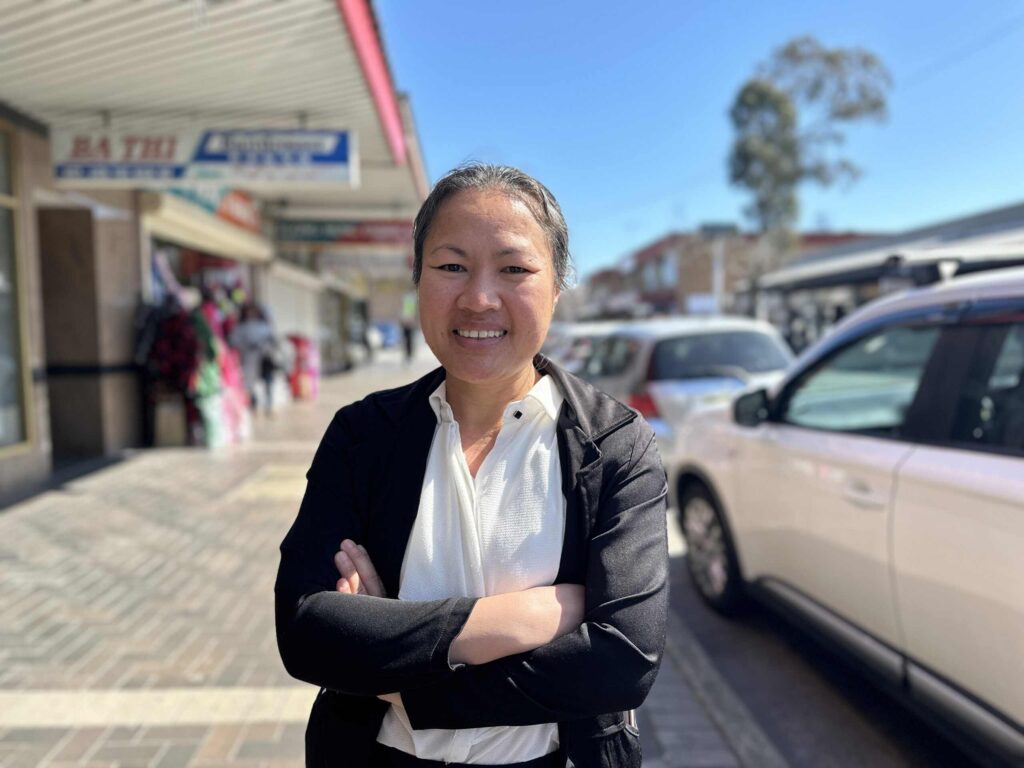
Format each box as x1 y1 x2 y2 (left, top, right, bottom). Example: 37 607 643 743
700 223 738 315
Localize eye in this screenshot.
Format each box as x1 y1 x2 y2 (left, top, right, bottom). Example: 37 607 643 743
435 263 466 273
502 265 529 274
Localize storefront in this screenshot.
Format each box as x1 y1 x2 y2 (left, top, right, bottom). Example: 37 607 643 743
142 190 269 300
1 0 429 499
319 276 363 374
275 218 414 364
255 260 325 398
134 191 276 446
0 119 29 454
0 108 55 499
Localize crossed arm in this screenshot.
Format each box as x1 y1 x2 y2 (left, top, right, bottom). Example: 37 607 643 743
334 539 585 666
275 410 668 729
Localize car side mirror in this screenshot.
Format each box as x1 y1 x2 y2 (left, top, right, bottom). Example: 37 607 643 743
734 388 770 427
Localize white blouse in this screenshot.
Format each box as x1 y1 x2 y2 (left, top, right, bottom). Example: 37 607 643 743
376 374 566 764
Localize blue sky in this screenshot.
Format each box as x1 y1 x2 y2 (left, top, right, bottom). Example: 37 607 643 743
375 0 1024 278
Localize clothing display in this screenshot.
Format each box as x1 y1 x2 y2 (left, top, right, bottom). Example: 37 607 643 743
138 296 252 447
287 334 320 400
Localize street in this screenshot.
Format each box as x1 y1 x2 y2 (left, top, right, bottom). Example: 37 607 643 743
4 5 1024 767
667 551 983 767
0 354 991 767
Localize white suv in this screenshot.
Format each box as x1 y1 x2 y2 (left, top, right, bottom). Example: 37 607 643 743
670 267 1024 764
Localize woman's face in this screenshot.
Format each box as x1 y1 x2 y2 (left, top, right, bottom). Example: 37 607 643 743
418 188 560 387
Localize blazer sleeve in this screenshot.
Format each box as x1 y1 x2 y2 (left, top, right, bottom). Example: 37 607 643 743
401 421 669 729
274 406 477 697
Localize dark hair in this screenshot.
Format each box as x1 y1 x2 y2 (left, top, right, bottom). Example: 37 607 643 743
412 163 573 290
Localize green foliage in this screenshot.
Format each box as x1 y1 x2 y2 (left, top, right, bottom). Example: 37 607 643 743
728 35 892 244
729 80 800 234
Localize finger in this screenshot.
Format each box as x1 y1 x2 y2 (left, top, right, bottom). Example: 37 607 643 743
343 541 387 597
334 549 357 580
334 552 365 594
336 577 351 593
335 552 368 593
346 544 389 598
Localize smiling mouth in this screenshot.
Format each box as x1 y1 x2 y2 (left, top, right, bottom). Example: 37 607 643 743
453 329 507 339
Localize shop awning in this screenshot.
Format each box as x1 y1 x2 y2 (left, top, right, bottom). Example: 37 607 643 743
761 202 1024 291
0 0 427 217
141 192 272 263
762 232 1024 290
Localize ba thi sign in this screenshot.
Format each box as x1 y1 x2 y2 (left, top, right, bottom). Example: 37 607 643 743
52 126 355 188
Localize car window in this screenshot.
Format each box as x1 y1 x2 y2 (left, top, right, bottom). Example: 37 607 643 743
583 336 640 378
781 325 940 435
949 322 1024 455
650 331 791 381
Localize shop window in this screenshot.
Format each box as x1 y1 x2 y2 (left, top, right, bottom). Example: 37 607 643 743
0 131 10 196
660 253 678 287
0 124 26 446
643 262 659 291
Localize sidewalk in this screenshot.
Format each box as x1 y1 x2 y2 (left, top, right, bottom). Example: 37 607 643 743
0 350 781 768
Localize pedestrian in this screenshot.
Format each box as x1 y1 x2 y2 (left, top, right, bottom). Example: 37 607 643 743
275 164 668 768
230 303 277 415
401 290 418 364
257 328 283 415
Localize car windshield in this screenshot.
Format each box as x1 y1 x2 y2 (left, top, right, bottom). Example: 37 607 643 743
651 330 791 381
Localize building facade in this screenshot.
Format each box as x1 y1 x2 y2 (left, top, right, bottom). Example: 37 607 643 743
583 228 870 321
0 0 427 501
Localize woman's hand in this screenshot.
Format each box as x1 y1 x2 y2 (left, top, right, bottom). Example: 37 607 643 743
334 539 387 597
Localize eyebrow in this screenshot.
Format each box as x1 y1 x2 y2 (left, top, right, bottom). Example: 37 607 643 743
431 244 467 257
429 245 529 258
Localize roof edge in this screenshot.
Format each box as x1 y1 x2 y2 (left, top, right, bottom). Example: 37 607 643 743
336 0 407 166
794 198 1024 266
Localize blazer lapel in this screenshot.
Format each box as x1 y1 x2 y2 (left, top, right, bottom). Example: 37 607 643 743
542 354 635 586
554 412 602 585
366 371 443 599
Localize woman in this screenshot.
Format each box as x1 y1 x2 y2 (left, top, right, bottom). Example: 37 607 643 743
276 165 668 768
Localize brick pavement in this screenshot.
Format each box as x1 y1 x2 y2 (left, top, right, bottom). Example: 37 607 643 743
0 348 776 768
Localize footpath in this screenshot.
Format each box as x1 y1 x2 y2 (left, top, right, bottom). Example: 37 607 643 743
0 350 785 768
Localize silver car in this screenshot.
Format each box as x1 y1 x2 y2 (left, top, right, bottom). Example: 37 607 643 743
578 317 794 453
542 320 624 375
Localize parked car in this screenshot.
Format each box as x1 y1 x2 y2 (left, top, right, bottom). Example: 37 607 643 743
542 320 623 375
670 267 1024 764
578 317 793 454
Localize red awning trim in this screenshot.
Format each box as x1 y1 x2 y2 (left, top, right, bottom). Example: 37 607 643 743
336 0 407 166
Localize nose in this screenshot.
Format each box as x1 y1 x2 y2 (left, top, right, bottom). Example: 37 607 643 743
456 271 501 313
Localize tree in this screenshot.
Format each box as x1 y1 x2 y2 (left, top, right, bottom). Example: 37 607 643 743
728 36 892 265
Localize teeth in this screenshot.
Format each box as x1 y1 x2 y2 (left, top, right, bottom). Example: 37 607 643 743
455 329 505 339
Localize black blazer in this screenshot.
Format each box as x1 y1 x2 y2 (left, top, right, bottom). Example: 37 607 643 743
275 356 669 767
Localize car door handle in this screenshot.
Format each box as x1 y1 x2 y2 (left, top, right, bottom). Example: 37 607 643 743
842 481 888 511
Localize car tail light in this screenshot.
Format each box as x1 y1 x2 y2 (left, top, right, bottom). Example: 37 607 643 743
629 388 659 419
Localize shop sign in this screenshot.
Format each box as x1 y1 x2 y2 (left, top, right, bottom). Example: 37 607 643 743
52 127 354 188
168 187 262 233
275 219 413 245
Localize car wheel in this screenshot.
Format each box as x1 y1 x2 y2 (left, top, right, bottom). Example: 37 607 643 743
680 483 744 614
